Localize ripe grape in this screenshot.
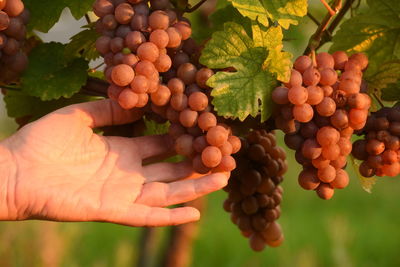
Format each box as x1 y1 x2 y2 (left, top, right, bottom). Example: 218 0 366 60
149 29 169 48
272 86 289 105
118 88 138 109
317 165 336 183
151 84 171 106
306 85 324 105
177 63 197 85
298 168 320 190
202 146 222 168
137 42 160 62
207 125 229 147
114 3 134 24
154 54 172 72
293 103 313 123
130 75 149 93
188 92 208 111
316 52 335 69
294 55 312 73
303 67 321 86
288 86 308 105
316 97 336 116
149 10 170 30
112 64 135 86
170 93 188 111
198 112 217 131
175 134 194 157
179 108 198 128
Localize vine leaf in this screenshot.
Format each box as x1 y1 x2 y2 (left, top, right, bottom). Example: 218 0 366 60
24 0 93 33
200 22 276 122
252 23 293 82
381 81 400 102
364 60 400 101
330 0 400 76
210 4 252 35
350 156 377 193
228 0 307 29
4 91 96 121
21 42 89 101
65 26 100 61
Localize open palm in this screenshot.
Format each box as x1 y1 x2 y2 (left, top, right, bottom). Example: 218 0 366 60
2 99 228 226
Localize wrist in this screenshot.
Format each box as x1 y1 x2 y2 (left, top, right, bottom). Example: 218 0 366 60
0 141 17 220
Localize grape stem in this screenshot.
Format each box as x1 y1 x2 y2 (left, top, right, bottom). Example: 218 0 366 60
372 92 385 108
80 77 109 97
185 0 208 13
320 0 341 15
318 0 357 48
307 12 320 26
304 0 343 55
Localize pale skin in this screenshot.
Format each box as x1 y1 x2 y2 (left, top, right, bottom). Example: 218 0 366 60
0 99 229 227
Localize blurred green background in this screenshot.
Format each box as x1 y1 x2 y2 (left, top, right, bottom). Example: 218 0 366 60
1 1 399 267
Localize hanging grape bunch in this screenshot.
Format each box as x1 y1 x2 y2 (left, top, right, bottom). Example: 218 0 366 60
352 106 400 177
223 130 286 251
272 52 370 199
93 0 241 173
0 0 29 83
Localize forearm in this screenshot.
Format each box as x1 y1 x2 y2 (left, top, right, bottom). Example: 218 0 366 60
0 142 17 221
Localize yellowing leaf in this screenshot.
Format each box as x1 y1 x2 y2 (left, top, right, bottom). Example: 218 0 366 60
252 23 292 82
229 0 307 29
350 156 377 193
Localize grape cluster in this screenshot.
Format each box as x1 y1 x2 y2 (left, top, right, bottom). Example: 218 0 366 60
0 0 29 83
223 130 286 251
352 106 400 177
94 0 241 173
94 0 192 109
272 52 371 199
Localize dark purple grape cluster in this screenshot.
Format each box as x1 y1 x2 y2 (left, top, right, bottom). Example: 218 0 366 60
223 130 286 251
0 0 29 83
272 52 371 199
94 0 242 173
352 106 400 177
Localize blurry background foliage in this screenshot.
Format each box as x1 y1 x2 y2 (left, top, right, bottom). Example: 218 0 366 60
0 1 400 267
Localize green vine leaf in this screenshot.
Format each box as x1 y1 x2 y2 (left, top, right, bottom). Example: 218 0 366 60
210 4 252 35
381 82 400 102
24 0 93 33
228 0 307 29
365 60 400 101
200 22 276 122
330 0 400 76
65 26 100 61
21 42 89 101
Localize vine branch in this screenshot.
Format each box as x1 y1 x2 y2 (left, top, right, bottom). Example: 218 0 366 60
304 0 343 55
185 0 207 13
318 0 356 48
307 12 320 26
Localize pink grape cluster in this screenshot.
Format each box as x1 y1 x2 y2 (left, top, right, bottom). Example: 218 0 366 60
0 0 29 83
272 52 371 199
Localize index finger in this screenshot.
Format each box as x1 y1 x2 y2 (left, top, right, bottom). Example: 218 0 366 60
57 99 144 128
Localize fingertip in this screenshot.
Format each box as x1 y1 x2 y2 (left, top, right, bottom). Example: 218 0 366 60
172 207 200 224
207 172 230 189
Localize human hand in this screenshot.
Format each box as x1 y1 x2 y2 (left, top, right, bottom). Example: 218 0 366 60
0 99 229 226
